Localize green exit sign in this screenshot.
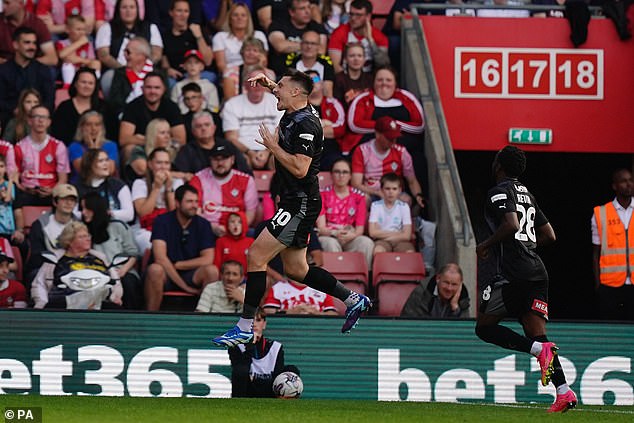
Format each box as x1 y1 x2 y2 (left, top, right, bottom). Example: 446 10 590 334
508 128 552 145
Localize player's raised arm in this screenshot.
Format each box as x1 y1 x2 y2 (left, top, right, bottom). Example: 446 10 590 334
248 73 277 91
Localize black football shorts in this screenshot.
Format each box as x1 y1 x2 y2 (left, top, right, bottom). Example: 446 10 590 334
479 275 550 320
266 196 320 249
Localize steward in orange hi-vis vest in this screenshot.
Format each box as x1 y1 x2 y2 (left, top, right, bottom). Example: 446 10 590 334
594 202 634 287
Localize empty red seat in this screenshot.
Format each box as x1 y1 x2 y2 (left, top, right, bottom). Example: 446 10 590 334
372 252 426 316
322 251 369 295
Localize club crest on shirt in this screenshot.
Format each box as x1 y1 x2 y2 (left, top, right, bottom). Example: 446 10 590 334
45 154 54 164
391 162 398 171
231 188 239 197
348 207 355 216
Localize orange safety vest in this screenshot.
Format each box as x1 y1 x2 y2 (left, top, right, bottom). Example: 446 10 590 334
594 202 634 287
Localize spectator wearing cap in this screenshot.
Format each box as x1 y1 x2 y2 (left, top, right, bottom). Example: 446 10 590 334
189 143 259 237
173 111 250 180
159 0 213 91
119 71 185 165
0 247 26 308
170 49 219 115
347 65 426 182
351 116 425 208
26 183 79 286
221 66 283 170
14 105 70 208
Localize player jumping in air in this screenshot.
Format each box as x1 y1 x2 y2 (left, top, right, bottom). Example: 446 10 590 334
213 69 371 347
475 146 577 413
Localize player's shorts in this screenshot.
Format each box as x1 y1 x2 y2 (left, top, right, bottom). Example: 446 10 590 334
266 195 320 248
479 275 549 320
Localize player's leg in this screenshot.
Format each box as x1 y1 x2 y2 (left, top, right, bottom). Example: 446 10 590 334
521 311 577 413
280 246 371 334
475 278 534 353
212 228 287 347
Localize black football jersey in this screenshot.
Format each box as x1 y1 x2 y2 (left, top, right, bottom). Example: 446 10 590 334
483 178 550 282
275 105 323 199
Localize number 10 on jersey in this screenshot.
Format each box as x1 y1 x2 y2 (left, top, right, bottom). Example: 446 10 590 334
455 47 603 100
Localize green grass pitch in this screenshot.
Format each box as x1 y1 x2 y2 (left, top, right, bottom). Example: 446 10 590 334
1 396 633 423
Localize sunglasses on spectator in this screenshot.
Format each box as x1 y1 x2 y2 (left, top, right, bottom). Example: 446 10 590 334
181 229 190 244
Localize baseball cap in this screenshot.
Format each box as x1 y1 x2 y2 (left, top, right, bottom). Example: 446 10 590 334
209 143 234 158
52 183 78 199
375 116 401 141
0 248 14 264
184 49 204 63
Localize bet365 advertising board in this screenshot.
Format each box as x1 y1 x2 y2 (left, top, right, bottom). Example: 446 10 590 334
0 310 632 406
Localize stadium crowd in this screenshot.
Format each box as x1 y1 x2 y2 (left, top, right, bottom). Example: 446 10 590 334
0 0 624 316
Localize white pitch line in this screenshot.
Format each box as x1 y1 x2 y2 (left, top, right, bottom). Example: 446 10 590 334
459 402 634 415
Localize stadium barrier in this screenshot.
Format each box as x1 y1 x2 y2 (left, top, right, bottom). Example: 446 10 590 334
0 310 632 405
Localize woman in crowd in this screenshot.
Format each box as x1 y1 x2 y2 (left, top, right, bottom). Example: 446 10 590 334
321 0 351 34
316 158 374 266
31 221 123 309
347 65 425 183
125 118 180 182
213 2 268 100
95 0 162 94
81 191 143 309
51 68 105 145
131 147 182 252
76 148 134 223
2 89 41 143
67 111 119 184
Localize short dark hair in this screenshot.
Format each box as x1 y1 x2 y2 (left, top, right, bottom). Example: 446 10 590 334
69 67 99 105
283 68 313 96
221 260 244 275
12 27 37 42
611 168 632 184
380 172 402 188
175 184 198 202
496 146 526 178
351 0 373 14
148 147 169 161
169 0 189 10
144 71 166 87
331 157 351 172
182 82 202 95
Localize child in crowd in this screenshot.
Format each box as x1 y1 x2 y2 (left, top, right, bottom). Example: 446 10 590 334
368 172 415 254
171 50 220 115
0 248 26 308
56 15 101 89
214 211 253 272
0 155 20 245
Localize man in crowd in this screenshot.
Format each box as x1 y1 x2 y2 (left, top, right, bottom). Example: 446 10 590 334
591 168 634 320
221 66 283 169
0 27 54 127
119 71 185 163
145 184 218 311
189 144 259 237
26 183 78 286
14 105 69 207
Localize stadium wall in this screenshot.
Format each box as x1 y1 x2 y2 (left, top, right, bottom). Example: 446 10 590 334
1 311 633 405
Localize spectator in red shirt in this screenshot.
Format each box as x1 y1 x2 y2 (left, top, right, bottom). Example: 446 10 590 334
351 116 425 208
327 0 389 74
214 211 254 272
0 247 26 308
263 279 339 315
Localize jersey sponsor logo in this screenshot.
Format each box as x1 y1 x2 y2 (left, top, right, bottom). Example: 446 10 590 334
514 184 528 193
531 299 549 317
202 201 240 214
23 171 55 180
490 193 507 203
299 133 314 142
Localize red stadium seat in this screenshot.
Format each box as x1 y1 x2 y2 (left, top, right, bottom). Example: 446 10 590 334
253 170 274 195
318 171 332 189
372 252 426 316
322 251 369 295
21 205 51 234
